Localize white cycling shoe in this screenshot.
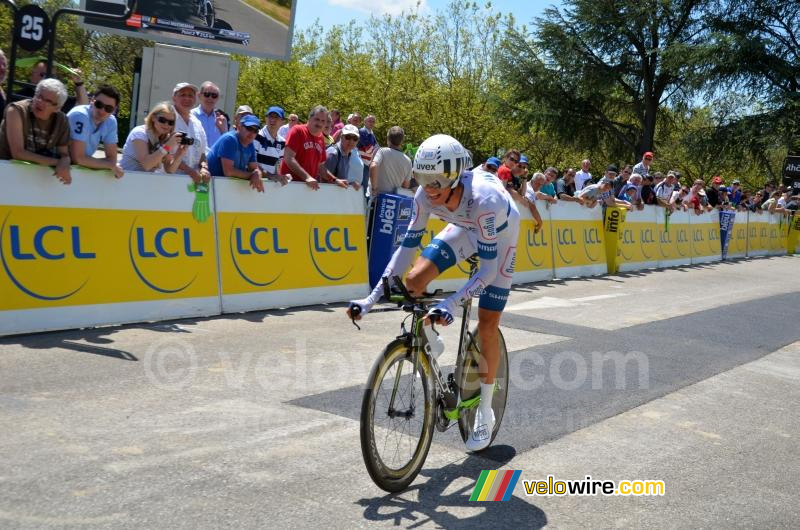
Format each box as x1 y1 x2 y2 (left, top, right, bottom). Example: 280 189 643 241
465 406 495 452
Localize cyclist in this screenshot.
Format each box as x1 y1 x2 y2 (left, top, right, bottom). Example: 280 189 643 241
347 134 519 451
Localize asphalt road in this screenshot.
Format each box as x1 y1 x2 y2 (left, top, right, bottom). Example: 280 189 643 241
1 255 798 528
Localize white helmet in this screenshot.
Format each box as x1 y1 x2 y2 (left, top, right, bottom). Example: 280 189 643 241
412 134 472 189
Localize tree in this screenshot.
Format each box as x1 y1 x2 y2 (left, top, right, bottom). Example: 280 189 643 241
497 0 712 160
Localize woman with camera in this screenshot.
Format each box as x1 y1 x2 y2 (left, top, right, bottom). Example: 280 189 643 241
120 102 188 173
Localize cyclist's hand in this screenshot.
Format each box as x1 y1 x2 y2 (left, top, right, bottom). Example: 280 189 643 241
425 307 454 326
347 301 365 321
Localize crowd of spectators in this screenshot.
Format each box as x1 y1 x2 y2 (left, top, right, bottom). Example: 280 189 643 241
0 63 797 218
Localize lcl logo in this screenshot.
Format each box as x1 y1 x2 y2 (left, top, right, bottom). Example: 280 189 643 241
308 222 359 281
128 219 203 294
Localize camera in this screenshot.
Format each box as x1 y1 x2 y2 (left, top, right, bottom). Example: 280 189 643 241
179 134 195 146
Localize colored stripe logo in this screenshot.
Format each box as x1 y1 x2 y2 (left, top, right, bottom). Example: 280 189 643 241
470 470 522 501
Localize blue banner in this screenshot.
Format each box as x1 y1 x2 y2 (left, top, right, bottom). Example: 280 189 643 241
368 193 414 288
719 210 736 260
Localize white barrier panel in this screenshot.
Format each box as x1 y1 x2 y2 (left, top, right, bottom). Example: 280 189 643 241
213 179 369 313
654 209 692 268
689 210 722 264
0 162 221 336
617 206 659 272
550 201 606 278
767 212 789 256
746 211 770 257
727 211 749 259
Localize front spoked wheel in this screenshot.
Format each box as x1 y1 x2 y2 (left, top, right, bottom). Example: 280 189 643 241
456 328 509 449
360 339 435 492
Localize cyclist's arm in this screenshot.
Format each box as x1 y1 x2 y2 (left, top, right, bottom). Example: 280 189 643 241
353 192 431 313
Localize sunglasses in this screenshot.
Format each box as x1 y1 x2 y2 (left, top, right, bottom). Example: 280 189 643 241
508 158 519 164
93 100 115 113
245 126 259 133
644 157 653 160
343 135 359 141
156 116 175 126
203 92 219 99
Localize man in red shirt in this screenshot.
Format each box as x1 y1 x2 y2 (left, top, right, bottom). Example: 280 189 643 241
496 150 520 183
280 105 346 190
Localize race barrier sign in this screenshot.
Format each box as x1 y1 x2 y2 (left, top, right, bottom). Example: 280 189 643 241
1 161 796 336
367 193 414 288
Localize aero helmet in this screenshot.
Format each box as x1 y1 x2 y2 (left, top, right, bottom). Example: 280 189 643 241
412 134 472 189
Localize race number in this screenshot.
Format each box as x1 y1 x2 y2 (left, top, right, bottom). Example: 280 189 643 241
15 5 50 52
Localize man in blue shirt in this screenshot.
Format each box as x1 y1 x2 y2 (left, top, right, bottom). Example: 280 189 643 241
191 81 228 152
67 85 123 178
206 114 264 192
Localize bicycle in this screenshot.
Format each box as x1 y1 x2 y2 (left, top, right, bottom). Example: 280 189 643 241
354 256 509 492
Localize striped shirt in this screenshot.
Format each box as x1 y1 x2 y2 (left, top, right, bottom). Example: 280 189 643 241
254 127 285 175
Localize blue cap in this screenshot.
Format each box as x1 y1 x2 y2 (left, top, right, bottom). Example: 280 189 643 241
266 106 285 119
240 114 261 128
519 155 529 165
486 157 501 169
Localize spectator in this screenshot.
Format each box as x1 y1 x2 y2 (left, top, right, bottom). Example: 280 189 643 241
717 187 732 210
574 158 592 190
0 78 72 184
254 105 289 185
747 190 764 212
120 102 187 174
576 177 632 210
640 174 657 205
19 60 88 113
633 151 653 178
540 166 558 199
556 167 580 202
761 191 781 213
369 125 411 197
324 123 359 189
482 157 501 175
357 114 378 190
760 181 776 205
729 179 743 206
610 164 632 196
172 82 210 184
67 85 124 178
330 108 344 138
333 112 362 142
525 171 556 205
652 171 665 189
233 105 253 131
505 154 528 193
497 150 520 183
280 105 345 190
0 49 7 114
670 185 690 210
655 171 678 210
278 113 299 139
206 114 264 192
323 112 335 147
192 81 227 152
518 172 543 231
680 179 708 214
706 175 723 207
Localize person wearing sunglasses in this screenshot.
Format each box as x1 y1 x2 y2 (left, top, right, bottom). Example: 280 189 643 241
0 78 72 185
496 149 520 184
67 85 124 178
191 81 227 151
348 134 520 452
633 151 653 179
206 114 265 192
120 102 186 174
171 82 210 185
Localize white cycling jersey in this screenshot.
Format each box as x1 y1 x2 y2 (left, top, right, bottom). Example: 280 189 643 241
355 169 519 316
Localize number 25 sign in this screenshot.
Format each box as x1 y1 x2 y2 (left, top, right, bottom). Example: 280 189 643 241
15 4 51 52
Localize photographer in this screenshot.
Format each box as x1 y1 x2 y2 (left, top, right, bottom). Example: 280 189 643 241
172 83 211 184
120 102 187 174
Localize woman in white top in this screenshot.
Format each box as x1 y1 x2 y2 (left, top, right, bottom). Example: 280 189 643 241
120 102 187 173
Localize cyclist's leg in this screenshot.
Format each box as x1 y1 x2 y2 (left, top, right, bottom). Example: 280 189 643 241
406 224 475 296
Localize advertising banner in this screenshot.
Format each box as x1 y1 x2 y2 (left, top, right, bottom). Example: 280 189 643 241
746 211 770 257
214 179 369 313
788 213 800 255
1 163 220 335
727 211 749 259
367 193 414 288
719 210 736 260
515 200 556 283
689 211 722 264
603 206 627 274
614 207 659 273
550 202 605 279
655 209 691 268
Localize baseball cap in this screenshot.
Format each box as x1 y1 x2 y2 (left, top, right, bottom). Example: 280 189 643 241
519 155 529 165
485 157 501 169
240 114 261 128
712 175 723 184
732 179 740 185
607 164 618 172
598 176 612 186
643 151 654 159
173 82 199 95
235 105 254 116
667 170 678 178
341 124 360 138
266 106 285 119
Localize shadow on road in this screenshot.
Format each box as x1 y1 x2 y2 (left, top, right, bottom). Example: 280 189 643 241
357 445 546 528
